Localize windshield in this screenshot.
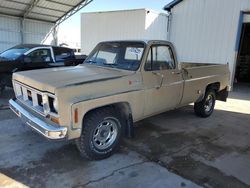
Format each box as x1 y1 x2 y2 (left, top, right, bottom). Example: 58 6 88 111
85 42 145 71
0 47 30 60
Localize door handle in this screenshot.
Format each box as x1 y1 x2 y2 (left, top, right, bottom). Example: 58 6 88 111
171 71 182 75
152 72 162 76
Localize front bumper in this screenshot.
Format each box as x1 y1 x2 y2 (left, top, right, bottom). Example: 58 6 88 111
9 99 67 140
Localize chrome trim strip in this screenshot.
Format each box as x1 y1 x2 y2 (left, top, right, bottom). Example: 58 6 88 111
32 91 38 107
17 97 47 117
185 74 221 82
162 80 184 87
22 87 28 101
9 99 67 140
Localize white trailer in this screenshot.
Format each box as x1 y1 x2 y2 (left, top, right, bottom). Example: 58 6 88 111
81 9 169 55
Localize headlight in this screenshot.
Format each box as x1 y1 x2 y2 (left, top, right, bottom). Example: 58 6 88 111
53 98 58 113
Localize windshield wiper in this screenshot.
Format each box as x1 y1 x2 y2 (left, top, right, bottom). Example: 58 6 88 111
85 60 97 64
103 63 118 68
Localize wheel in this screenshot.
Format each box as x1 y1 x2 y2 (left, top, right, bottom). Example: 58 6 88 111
194 89 216 118
76 107 122 160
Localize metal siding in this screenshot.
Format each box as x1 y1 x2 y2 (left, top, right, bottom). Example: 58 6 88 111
0 0 85 22
145 11 168 40
81 9 168 55
0 16 21 52
235 12 244 51
23 19 54 43
169 0 250 83
0 15 54 52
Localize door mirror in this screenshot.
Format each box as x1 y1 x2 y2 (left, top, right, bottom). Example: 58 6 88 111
23 56 32 63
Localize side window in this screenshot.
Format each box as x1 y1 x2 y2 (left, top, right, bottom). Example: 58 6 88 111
27 49 52 63
145 45 175 71
54 48 73 62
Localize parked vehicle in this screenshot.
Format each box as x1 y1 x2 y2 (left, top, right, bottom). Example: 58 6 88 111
9 40 230 160
0 44 86 93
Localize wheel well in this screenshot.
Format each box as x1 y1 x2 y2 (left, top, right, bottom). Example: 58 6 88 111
206 82 220 92
82 102 134 139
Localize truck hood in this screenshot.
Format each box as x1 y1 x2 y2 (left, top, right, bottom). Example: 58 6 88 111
13 65 133 93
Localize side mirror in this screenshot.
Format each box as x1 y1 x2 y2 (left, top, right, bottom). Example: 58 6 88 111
23 56 32 63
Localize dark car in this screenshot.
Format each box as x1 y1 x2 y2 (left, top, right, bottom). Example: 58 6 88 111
0 44 86 93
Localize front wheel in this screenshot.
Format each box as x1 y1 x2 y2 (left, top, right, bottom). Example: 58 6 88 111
194 89 216 118
76 107 122 160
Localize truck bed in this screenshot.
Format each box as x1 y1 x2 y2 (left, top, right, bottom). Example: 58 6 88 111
181 62 229 79
179 62 230 106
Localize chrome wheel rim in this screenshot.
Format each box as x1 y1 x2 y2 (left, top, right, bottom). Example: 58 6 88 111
92 118 118 150
204 94 214 113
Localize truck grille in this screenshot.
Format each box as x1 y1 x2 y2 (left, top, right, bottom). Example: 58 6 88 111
14 81 47 116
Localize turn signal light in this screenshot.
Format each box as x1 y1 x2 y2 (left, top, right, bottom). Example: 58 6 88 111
74 108 78 124
48 115 60 124
50 116 59 124
47 115 59 124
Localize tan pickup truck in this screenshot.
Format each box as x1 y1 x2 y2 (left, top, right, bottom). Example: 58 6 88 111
9 40 230 160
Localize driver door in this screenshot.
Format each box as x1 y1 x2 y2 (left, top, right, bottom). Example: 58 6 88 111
142 44 184 117
24 48 52 70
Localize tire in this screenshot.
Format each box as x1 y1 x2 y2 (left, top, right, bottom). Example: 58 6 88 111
194 89 216 118
76 107 122 160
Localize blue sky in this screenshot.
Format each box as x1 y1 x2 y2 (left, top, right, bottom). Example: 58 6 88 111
58 0 172 46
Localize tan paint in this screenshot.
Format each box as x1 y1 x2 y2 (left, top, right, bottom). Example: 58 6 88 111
0 173 28 188
12 40 230 140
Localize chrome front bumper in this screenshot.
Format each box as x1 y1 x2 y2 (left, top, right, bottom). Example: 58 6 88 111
9 99 67 140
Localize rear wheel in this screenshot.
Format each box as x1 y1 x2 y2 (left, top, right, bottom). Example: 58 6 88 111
76 107 122 160
194 89 216 118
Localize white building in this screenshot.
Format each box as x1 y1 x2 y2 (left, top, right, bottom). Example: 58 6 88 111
165 0 250 85
81 9 169 55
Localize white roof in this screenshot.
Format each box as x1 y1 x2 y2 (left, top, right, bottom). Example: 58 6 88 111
0 0 92 23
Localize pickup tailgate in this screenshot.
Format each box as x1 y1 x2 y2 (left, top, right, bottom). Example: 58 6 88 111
180 63 230 105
